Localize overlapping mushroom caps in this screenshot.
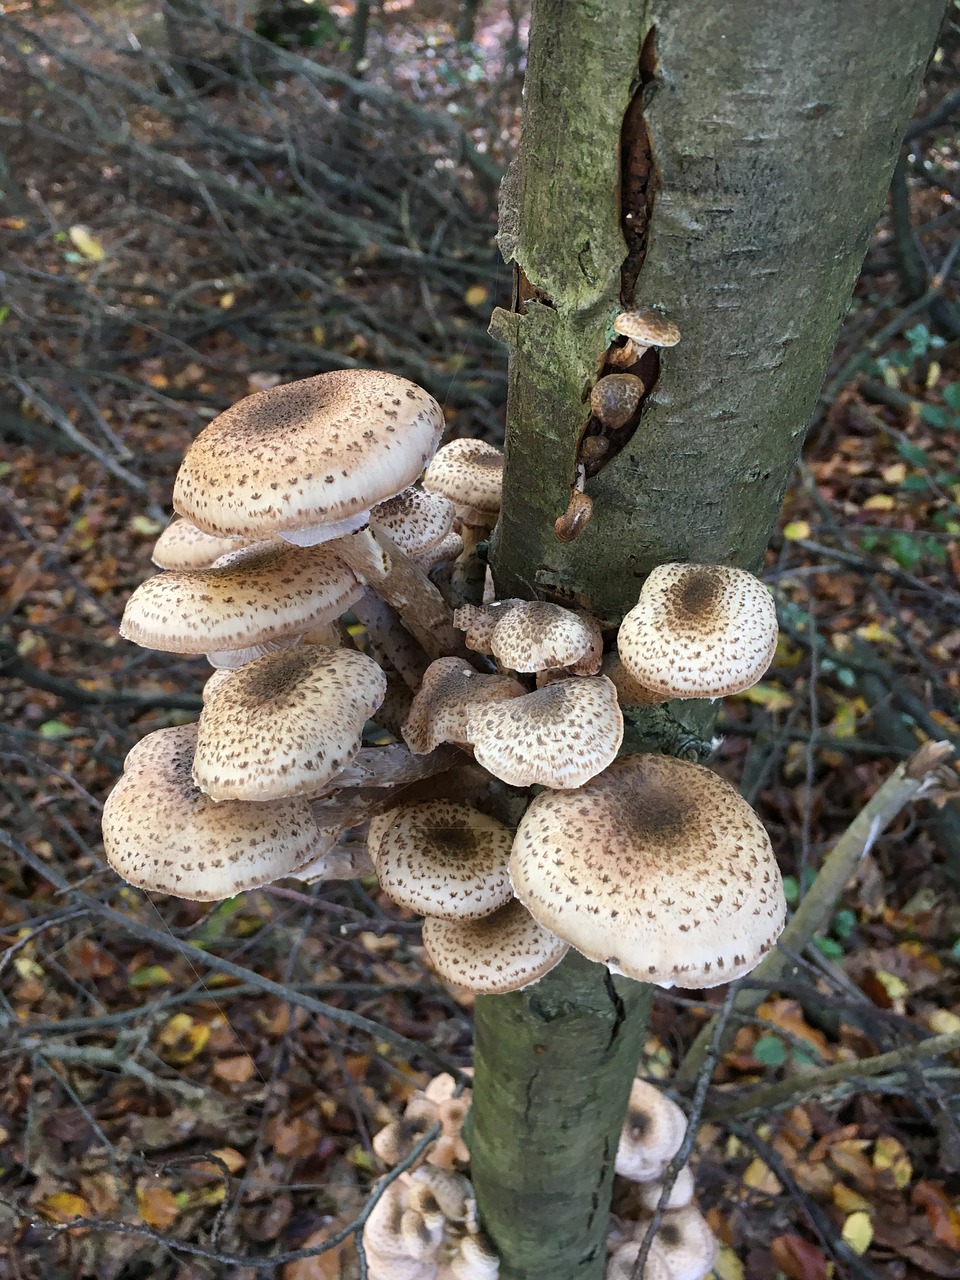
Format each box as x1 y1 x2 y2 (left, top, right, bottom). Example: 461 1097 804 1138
173 369 445 544
510 754 785 987
617 563 778 700
102 724 334 900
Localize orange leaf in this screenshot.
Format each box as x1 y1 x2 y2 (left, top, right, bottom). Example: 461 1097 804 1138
137 1184 180 1230
912 1181 960 1249
213 1054 256 1083
770 1234 827 1280
36 1192 90 1223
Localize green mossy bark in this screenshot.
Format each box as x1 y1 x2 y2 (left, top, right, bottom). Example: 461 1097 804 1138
471 3 944 1279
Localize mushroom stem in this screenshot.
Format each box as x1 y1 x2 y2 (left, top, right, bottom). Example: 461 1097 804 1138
352 588 429 689
450 523 489 610
339 529 466 662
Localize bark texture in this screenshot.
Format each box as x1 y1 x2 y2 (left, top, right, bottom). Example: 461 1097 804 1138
471 2 944 1279
492 0 945 623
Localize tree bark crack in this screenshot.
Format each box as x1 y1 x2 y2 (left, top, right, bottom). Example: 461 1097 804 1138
603 967 627 1052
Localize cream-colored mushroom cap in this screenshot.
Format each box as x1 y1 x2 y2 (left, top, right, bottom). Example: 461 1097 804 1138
606 1239 672 1280
616 1079 687 1182
617 563 778 699
646 1207 718 1280
173 370 444 540
445 1232 500 1280
402 657 524 755
103 723 330 900
638 1165 695 1211
370 488 455 558
601 652 666 708
510 754 785 988
488 602 603 675
453 600 525 654
202 669 235 704
192 646 386 802
465 677 623 789
120 542 362 655
372 800 513 920
151 517 248 570
422 898 569 995
613 308 681 348
422 438 503 526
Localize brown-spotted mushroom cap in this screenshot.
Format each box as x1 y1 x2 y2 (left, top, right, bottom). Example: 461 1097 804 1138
510 754 785 987
103 723 331 900
192 646 386 802
613 308 681 349
601 652 666 708
120 542 363 655
362 1181 441 1269
201 668 235 704
422 898 569 995
489 602 603 676
151 517 249 570
422 438 503 528
373 1098 439 1166
371 488 455 559
642 1207 718 1280
445 1232 500 1280
453 600 525 654
465 677 623 789
590 374 645 431
617 563 778 699
616 1079 687 1182
173 370 444 543
372 800 513 921
401 657 524 755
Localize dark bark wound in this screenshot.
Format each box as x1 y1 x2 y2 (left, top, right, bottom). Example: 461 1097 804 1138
619 27 659 305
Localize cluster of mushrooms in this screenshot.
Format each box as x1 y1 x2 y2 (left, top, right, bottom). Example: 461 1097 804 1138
365 1071 717 1280
103 348 786 993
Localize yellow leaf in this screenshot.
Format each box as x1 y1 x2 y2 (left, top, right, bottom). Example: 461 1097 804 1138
464 284 488 307
862 493 895 511
157 1012 210 1063
219 291 235 309
828 701 860 740
874 970 909 1001
873 1135 912 1188
855 622 897 644
36 1191 90 1223
841 1210 873 1254
68 225 105 261
926 361 941 389
928 1009 960 1035
137 1184 180 1230
312 325 326 346
130 515 164 537
712 1245 745 1280
742 1157 783 1196
782 520 810 541
833 1183 871 1213
14 956 44 981
739 683 794 712
882 463 907 485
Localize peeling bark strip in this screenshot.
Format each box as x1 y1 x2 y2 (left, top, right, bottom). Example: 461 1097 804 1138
492 0 945 625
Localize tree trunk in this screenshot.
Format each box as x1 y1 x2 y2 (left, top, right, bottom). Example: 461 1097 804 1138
470 2 944 1278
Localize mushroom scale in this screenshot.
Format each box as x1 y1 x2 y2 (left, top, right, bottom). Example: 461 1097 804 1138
103 724 332 901
372 800 514 921
401 657 525 755
617 563 778 699
193 645 387 802
422 898 569 995
509 754 786 988
465 676 623 789
422 437 503 528
173 369 445 540
488 601 603 676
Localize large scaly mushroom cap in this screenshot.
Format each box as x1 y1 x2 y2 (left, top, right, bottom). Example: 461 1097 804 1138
422 898 569 995
465 677 623 789
371 800 513 921
120 542 362 655
173 370 444 541
103 724 333 901
401 657 525 755
422 437 503 527
616 563 778 699
509 754 785 988
193 646 387 802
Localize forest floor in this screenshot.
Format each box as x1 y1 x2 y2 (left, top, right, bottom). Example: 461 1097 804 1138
0 3 959 1279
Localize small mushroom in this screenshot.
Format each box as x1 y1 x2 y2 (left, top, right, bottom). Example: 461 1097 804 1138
554 490 594 543
422 438 503 532
605 1238 672 1280
615 1080 687 1182
401 657 525 756
608 308 681 368
422 899 569 995
590 374 645 430
638 1206 718 1280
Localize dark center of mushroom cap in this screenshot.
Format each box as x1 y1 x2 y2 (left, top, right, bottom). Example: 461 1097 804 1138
670 565 725 621
627 1109 652 1138
426 824 480 856
659 1224 681 1247
240 646 320 699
